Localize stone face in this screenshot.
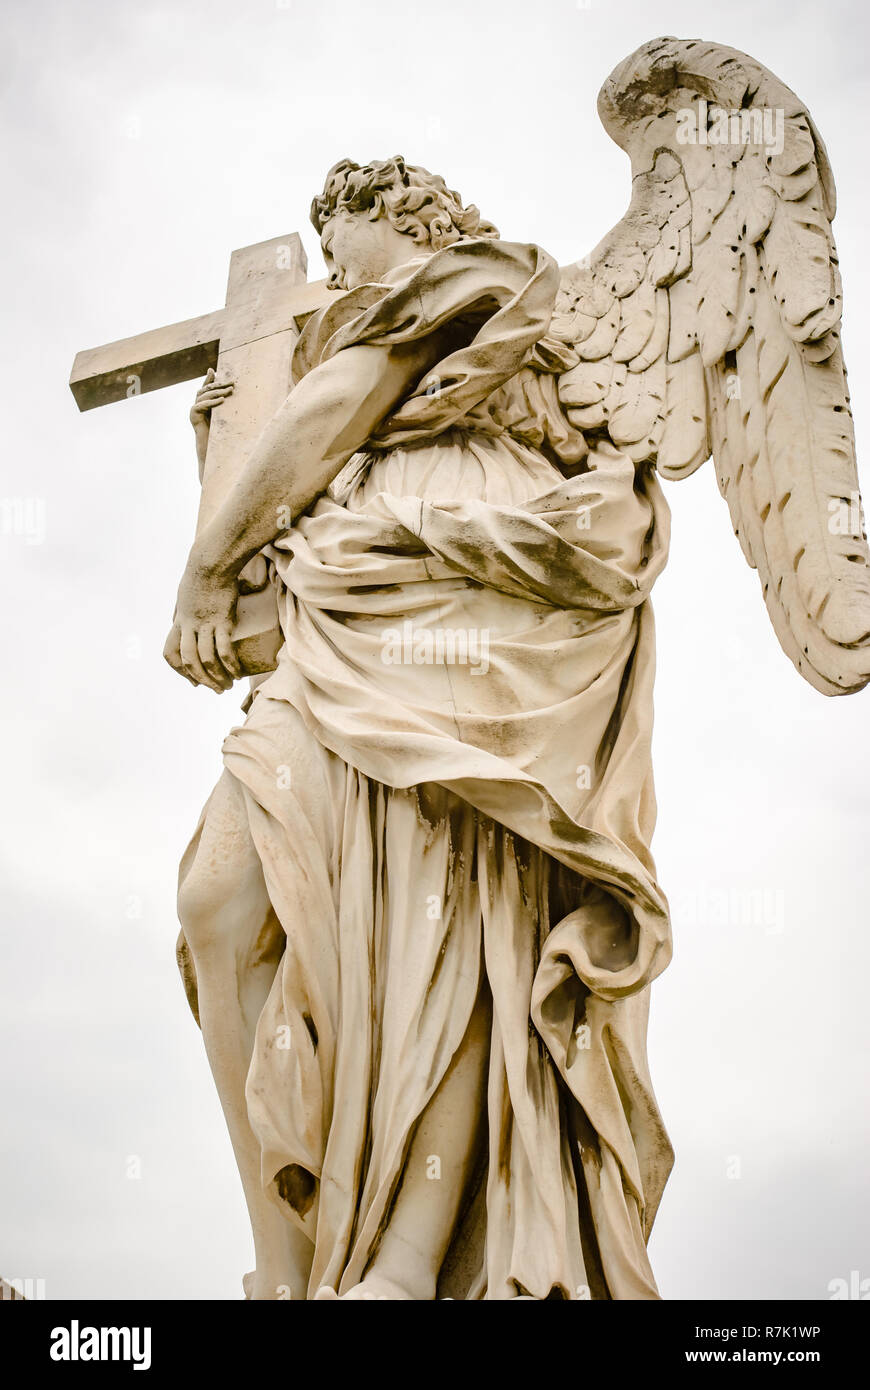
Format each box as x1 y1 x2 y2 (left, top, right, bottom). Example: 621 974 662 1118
73 39 870 1300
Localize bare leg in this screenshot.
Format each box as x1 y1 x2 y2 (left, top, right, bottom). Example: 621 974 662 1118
179 771 313 1299
319 981 491 1301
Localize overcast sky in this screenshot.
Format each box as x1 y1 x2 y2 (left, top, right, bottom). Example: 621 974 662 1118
1 0 868 1301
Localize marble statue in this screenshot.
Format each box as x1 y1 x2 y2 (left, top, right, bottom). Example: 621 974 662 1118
71 37 870 1300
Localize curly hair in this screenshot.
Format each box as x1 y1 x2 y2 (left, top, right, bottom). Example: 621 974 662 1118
310 156 499 251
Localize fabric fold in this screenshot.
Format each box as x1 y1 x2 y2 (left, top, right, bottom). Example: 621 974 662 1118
182 234 674 1298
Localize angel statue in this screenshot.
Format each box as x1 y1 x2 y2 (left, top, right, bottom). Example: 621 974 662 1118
162 37 870 1300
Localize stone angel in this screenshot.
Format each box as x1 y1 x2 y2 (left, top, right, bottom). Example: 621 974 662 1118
163 37 870 1300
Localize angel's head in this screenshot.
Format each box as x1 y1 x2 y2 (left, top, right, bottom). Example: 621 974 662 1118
311 156 499 290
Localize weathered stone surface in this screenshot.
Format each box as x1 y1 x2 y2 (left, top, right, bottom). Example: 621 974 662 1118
72 37 870 1300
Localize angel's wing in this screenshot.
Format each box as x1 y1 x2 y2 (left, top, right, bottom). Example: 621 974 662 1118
553 35 870 695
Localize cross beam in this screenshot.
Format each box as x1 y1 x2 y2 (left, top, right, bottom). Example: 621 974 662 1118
70 231 338 674
69 307 225 412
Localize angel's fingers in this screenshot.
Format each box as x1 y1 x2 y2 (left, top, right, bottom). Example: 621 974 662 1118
164 625 197 683
195 387 234 406
214 624 242 681
197 625 232 690
194 370 216 398
180 625 219 691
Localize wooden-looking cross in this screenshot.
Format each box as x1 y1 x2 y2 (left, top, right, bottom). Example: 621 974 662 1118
69 232 336 672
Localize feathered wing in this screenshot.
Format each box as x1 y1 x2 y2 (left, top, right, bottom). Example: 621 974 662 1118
552 35 870 695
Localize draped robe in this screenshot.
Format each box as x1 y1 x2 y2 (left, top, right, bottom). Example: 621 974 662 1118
179 236 675 1299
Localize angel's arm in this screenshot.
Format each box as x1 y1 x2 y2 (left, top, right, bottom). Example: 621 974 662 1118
164 336 441 691
200 338 439 577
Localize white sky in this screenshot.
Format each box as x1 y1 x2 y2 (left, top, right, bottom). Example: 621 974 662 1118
1 0 868 1300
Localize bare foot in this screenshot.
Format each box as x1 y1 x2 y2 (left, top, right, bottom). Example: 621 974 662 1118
313 1275 413 1301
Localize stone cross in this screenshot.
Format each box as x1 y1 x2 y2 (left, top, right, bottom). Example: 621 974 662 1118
69 232 334 668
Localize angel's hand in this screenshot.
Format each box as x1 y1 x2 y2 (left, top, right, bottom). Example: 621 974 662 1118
190 368 235 477
190 367 235 428
163 558 243 692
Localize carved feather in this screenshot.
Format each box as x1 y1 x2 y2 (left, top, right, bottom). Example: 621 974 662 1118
553 35 870 694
